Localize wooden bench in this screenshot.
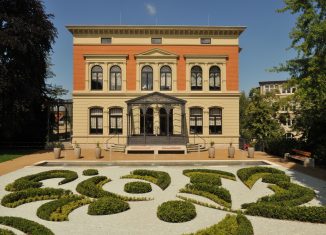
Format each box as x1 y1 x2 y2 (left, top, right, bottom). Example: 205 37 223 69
284 149 315 167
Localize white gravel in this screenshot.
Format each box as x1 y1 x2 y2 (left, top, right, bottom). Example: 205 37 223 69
0 164 325 235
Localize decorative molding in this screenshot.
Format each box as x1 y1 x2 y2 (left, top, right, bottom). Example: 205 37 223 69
184 54 228 59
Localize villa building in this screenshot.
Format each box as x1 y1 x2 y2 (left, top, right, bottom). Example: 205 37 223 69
67 25 246 153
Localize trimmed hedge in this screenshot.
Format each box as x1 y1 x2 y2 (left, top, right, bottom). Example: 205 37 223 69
124 181 152 194
37 195 91 221
88 197 130 215
1 188 72 208
183 169 236 181
187 213 253 235
82 169 98 176
0 228 15 235
157 200 196 223
0 216 54 235
189 173 222 186
121 169 171 190
186 183 231 203
5 170 78 191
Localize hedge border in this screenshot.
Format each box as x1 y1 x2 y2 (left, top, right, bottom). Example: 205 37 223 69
0 228 15 235
82 169 99 176
88 197 130 215
157 200 196 223
124 181 152 194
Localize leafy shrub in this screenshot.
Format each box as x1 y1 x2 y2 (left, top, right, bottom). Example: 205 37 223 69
265 138 306 157
82 169 98 176
122 169 171 190
37 195 91 221
0 216 54 235
157 200 196 223
189 173 222 186
183 169 236 180
5 170 78 191
261 173 290 184
1 188 72 208
88 197 129 215
0 228 15 235
124 181 152 194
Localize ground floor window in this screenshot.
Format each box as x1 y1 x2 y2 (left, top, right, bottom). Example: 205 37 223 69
209 108 222 134
109 108 123 134
190 108 203 134
90 108 103 134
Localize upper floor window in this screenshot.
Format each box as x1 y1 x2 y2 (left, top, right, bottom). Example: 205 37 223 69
90 108 103 134
91 65 103 90
141 66 153 91
109 108 123 134
209 108 222 134
160 66 172 91
209 66 221 91
101 38 112 44
190 108 203 134
151 38 162 44
200 38 211 44
191 66 202 91
110 66 122 90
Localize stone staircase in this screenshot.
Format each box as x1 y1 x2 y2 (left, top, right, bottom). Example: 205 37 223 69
186 143 207 153
104 143 126 153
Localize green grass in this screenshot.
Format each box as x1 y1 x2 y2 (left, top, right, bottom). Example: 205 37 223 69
0 150 36 163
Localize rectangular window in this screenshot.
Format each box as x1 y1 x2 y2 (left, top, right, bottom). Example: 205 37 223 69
90 109 103 134
151 38 162 44
200 38 211 44
101 38 112 44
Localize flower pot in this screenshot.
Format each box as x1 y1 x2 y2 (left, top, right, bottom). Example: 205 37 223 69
74 147 81 159
248 147 255 158
228 146 235 158
53 148 61 159
95 147 101 159
208 147 215 158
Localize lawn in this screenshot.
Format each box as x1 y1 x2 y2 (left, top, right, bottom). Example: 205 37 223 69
0 150 36 163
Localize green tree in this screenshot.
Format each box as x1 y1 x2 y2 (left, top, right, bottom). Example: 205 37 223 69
275 0 326 161
0 0 58 145
239 91 250 139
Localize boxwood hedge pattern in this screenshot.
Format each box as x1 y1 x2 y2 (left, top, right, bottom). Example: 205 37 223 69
183 169 236 181
121 169 171 190
36 195 91 221
157 200 196 223
0 228 15 235
187 213 253 235
1 188 72 208
88 197 130 215
5 170 78 192
124 181 152 194
82 169 99 176
0 216 54 235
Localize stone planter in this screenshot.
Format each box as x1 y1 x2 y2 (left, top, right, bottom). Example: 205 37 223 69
53 148 61 159
74 147 81 159
248 147 255 158
95 147 101 159
228 146 235 158
208 147 215 158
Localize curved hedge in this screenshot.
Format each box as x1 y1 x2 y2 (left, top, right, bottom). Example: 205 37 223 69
124 181 152 194
0 216 54 235
183 169 236 181
121 169 171 190
0 228 15 235
82 169 98 176
157 200 196 223
5 170 78 191
88 197 130 215
1 188 72 208
189 173 222 186
37 195 91 221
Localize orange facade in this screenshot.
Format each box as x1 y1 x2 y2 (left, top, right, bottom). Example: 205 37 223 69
73 45 239 91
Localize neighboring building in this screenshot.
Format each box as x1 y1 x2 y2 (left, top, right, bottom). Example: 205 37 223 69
258 80 297 139
67 25 246 151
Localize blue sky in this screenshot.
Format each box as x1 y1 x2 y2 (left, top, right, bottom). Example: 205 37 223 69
43 0 297 98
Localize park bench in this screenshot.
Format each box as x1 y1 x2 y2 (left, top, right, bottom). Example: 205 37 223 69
284 149 315 167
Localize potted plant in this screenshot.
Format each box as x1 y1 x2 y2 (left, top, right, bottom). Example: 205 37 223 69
53 142 63 159
74 141 81 159
208 141 215 158
248 140 256 158
95 142 101 159
228 142 235 158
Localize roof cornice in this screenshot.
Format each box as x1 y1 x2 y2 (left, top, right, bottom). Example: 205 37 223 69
66 25 246 37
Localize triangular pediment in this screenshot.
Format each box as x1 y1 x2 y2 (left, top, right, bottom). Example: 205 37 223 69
126 92 186 105
135 48 179 58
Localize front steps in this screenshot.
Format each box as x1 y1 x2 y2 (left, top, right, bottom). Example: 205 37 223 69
186 143 208 153
104 143 126 153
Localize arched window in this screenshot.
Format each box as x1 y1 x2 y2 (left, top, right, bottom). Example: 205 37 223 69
90 108 103 134
190 108 203 134
209 66 221 91
160 66 172 91
209 108 222 134
91 65 103 90
141 66 153 91
191 66 202 90
109 108 123 134
110 66 122 90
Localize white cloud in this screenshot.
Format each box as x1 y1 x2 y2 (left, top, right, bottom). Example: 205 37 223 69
145 3 156 16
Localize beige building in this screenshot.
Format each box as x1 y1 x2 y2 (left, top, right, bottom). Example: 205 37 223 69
67 25 246 153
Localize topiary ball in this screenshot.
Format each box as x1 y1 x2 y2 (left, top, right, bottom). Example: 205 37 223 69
124 181 152 194
157 200 196 223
